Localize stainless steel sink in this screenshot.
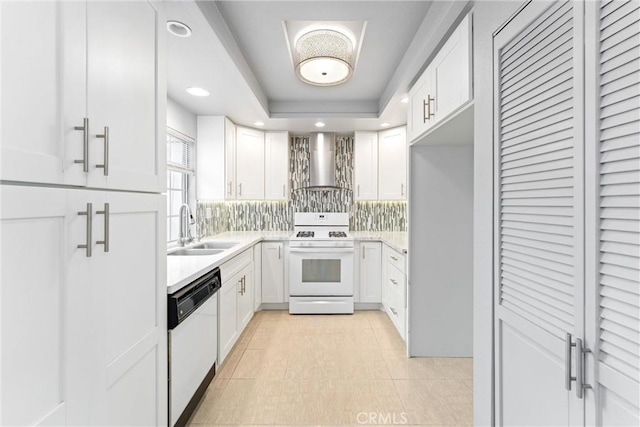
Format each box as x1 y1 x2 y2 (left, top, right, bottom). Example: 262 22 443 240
191 242 239 250
168 248 225 256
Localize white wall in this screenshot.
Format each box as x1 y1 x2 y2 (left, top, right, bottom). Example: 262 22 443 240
167 97 197 139
408 145 474 357
473 1 529 425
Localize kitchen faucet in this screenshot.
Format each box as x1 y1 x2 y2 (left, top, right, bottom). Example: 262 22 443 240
178 203 195 247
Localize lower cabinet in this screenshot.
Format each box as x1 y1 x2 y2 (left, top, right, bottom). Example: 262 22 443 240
253 243 262 310
218 248 254 364
0 184 166 426
381 245 407 340
261 242 285 303
359 242 382 303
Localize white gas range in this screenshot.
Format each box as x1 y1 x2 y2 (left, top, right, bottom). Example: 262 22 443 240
289 212 355 314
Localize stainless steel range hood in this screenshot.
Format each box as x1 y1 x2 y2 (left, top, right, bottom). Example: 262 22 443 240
308 132 340 190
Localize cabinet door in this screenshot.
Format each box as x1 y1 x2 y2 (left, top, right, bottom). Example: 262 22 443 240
378 127 407 200
493 2 585 425
225 118 237 199
432 14 471 123
408 69 435 143
236 126 265 200
354 131 378 200
219 274 240 365
86 1 162 193
237 266 254 331
265 132 290 200
196 116 226 200
253 243 262 310
100 191 166 426
0 1 87 186
587 1 640 424
262 242 284 303
360 242 382 303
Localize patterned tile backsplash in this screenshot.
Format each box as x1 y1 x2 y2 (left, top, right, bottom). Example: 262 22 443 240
197 135 407 237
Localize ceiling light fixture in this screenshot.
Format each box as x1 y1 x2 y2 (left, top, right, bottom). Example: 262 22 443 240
381 122 390 127
254 121 265 127
294 29 354 86
400 96 409 104
167 21 192 38
186 87 209 97
315 122 326 128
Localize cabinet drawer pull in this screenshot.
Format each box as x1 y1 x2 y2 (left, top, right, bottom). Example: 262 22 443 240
74 118 89 172
390 307 397 316
96 203 110 252
96 126 109 176
77 203 93 257
390 279 398 285
390 256 398 261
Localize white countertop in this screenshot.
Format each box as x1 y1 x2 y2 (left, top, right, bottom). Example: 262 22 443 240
351 231 408 254
167 230 407 294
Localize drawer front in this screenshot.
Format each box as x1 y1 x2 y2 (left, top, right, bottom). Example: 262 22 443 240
386 290 405 340
387 263 405 296
220 248 253 285
387 246 406 274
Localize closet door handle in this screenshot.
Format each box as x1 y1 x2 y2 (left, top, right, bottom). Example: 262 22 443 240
575 338 592 399
96 203 110 252
96 126 109 176
74 118 89 172
77 203 93 257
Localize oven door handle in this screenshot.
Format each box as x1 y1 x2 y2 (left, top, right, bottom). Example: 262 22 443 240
289 247 354 254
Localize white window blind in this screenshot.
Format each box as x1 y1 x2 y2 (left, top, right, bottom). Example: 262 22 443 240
167 129 195 174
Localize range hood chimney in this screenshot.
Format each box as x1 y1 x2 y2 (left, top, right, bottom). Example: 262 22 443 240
308 132 339 190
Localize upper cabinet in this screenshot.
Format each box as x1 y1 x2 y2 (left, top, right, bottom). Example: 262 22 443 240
264 132 290 200
378 127 407 200
407 13 472 144
235 126 265 200
354 127 407 201
354 131 379 200
0 0 164 193
197 117 233 200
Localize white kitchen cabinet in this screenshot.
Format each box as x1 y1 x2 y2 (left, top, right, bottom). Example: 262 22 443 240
262 242 285 303
359 242 382 303
265 132 290 200
225 119 237 199
218 274 239 365
381 245 406 340
407 13 472 144
218 248 254 364
0 185 166 426
235 126 265 200
197 116 230 200
354 131 379 200
253 243 262 310
378 127 407 200
0 0 164 193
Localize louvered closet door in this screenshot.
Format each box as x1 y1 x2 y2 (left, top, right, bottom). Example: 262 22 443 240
586 1 640 425
493 1 585 425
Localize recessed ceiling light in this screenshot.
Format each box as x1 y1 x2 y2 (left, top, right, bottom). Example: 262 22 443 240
186 87 209 97
254 121 265 127
167 21 192 38
400 96 409 104
381 122 390 127
315 122 326 128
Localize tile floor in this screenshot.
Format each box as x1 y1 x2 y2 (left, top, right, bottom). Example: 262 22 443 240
188 310 472 426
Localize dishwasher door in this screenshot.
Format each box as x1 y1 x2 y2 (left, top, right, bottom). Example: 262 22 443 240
169 293 217 426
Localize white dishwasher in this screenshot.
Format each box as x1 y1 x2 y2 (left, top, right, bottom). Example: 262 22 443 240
168 267 220 427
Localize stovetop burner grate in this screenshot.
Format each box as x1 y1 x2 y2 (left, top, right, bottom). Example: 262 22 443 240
329 231 347 238
296 231 314 238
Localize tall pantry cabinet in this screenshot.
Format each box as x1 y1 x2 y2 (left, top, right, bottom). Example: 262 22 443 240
0 1 167 426
492 1 639 426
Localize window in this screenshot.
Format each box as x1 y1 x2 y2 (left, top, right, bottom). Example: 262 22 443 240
166 129 195 243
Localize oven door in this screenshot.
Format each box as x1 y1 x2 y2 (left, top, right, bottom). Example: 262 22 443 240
289 247 354 296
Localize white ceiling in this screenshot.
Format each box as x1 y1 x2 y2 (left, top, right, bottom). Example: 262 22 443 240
165 0 468 133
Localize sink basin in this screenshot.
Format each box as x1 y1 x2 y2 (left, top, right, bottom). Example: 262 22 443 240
168 248 225 256
191 241 239 250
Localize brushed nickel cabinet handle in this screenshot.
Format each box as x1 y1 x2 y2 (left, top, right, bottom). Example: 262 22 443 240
358 185 360 197
96 126 109 176
401 183 405 197
427 95 435 118
390 307 397 316
77 203 93 257
74 118 89 172
239 183 242 197
390 279 398 285
228 181 232 196
278 246 281 259
423 99 428 123
283 184 285 197
390 256 398 261
96 203 110 252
